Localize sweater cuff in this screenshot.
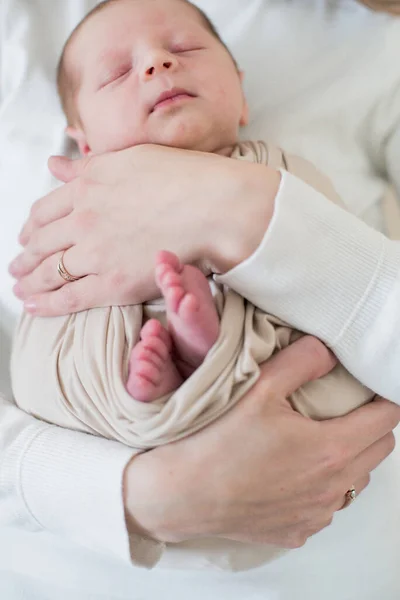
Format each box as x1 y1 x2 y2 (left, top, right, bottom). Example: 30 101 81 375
9 421 163 567
217 171 400 392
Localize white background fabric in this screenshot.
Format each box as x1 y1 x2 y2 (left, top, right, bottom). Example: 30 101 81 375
1 1 400 598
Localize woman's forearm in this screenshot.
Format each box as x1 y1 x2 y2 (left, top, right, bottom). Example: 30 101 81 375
0 395 134 562
218 171 400 402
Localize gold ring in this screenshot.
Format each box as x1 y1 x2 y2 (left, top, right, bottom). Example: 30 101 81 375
57 251 81 283
342 486 357 509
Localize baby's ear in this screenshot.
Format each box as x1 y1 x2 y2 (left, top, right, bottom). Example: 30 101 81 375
238 71 249 127
240 100 249 127
65 126 92 157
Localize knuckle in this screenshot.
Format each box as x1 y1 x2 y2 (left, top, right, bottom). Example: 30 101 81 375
307 517 333 538
29 201 42 225
322 516 334 529
359 474 371 492
300 336 336 379
319 514 334 529
285 533 308 549
75 208 98 232
314 487 337 508
320 441 347 475
386 432 396 453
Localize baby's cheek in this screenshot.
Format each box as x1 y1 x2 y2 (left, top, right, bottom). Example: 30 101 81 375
97 115 144 153
214 83 240 118
215 84 229 102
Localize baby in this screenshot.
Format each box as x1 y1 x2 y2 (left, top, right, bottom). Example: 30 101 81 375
11 0 374 571
58 0 246 404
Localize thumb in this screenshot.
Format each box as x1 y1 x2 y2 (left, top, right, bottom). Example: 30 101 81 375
48 155 90 183
257 336 337 399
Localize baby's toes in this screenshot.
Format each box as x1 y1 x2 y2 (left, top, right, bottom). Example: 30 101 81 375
140 318 163 339
140 319 172 351
164 285 186 314
133 360 163 386
141 335 171 362
156 250 182 272
156 265 182 291
177 292 199 321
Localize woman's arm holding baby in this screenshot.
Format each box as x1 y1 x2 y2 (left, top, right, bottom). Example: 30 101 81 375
3 337 398 567
124 338 400 551
6 143 400 564
10 144 400 401
11 145 279 308
0 394 135 562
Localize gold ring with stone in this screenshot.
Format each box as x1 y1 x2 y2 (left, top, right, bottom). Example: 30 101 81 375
342 486 357 509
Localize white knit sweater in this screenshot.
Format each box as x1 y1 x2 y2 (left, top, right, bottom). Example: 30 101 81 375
1 2 400 599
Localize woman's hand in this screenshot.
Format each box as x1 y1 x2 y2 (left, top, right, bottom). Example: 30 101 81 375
9 144 279 316
357 1 400 15
124 336 400 547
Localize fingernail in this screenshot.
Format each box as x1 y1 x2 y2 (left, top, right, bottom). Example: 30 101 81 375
24 299 37 313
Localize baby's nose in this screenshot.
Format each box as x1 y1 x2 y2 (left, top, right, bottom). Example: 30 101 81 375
142 51 178 80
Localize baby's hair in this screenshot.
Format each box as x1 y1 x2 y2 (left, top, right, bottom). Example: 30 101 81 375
57 0 237 126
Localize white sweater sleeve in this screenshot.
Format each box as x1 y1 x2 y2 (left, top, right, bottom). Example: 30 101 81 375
217 171 400 402
0 393 162 567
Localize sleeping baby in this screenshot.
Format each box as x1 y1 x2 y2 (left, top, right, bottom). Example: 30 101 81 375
11 0 373 570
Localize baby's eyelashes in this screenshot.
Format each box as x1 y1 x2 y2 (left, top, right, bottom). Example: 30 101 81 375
171 46 205 54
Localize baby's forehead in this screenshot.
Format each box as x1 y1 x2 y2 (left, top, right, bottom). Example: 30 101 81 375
80 0 205 40
69 0 207 65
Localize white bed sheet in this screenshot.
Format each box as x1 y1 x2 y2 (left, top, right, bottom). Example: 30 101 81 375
1 2 400 599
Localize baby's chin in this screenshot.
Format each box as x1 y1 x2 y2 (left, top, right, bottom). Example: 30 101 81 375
149 116 231 153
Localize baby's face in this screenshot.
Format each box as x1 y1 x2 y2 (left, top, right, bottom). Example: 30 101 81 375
68 0 248 156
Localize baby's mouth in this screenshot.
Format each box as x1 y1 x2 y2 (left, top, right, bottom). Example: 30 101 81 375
150 88 196 113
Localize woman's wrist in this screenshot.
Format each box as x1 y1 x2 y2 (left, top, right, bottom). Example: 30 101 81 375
207 161 281 274
123 442 216 544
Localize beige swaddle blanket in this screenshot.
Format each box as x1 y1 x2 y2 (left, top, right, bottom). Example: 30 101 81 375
11 141 373 571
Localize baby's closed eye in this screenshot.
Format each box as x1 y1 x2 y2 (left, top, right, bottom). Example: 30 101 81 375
171 45 205 54
99 64 132 89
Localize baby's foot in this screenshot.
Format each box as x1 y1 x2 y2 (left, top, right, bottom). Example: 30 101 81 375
127 319 183 402
155 250 219 376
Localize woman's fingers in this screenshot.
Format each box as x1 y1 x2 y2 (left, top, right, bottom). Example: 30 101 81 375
323 397 400 466
13 248 94 300
327 475 370 514
17 156 91 249
256 336 337 399
10 217 78 279
48 154 91 184
18 186 75 248
23 274 103 316
344 431 396 489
